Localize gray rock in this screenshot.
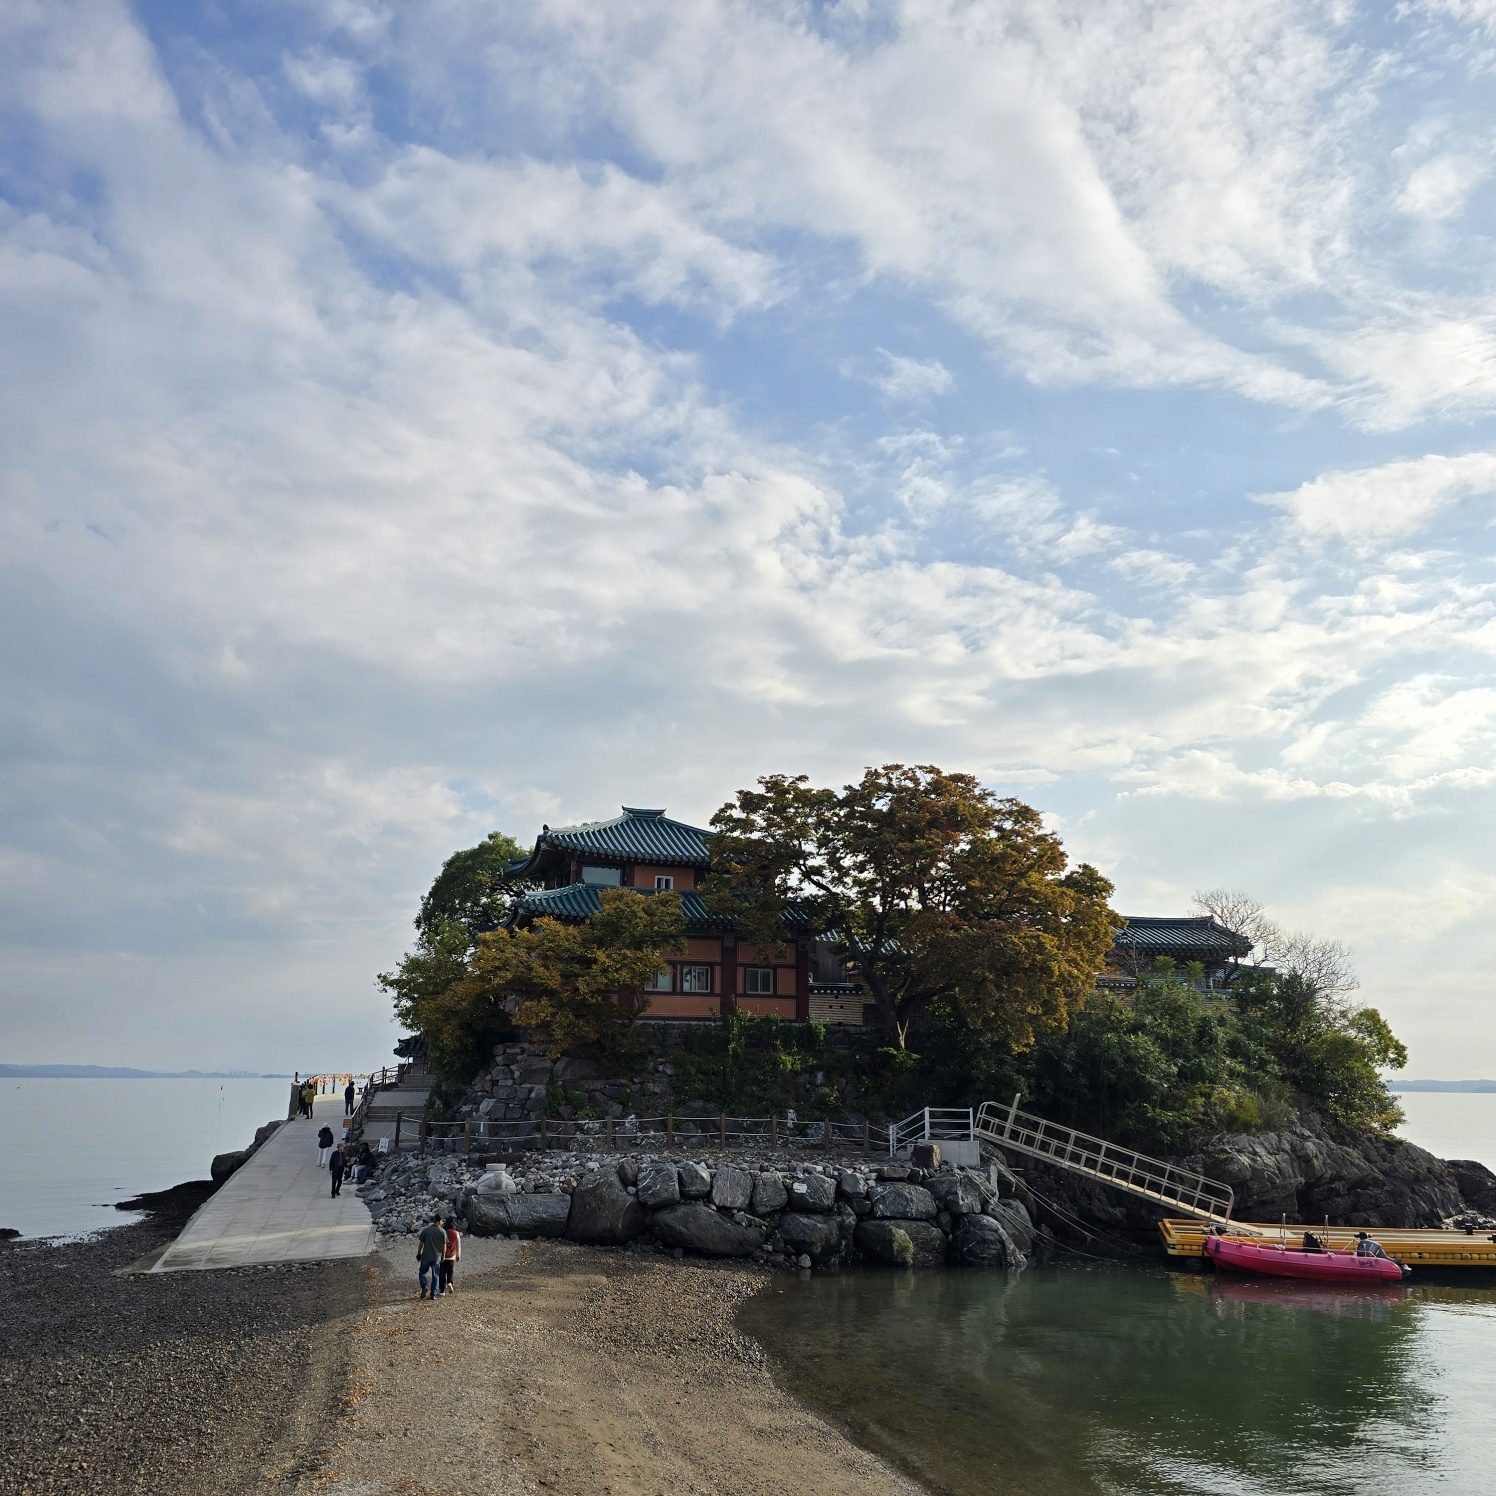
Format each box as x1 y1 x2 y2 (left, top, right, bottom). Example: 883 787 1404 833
617 1158 641 1187
566 1173 647 1243
870 1183 938 1221
911 1141 942 1171
751 1173 789 1215
928 1172 984 1216
836 1170 867 1201
987 1198 1036 1255
710 1166 753 1211
466 1192 571 1238
778 1210 842 1263
636 1161 681 1209
211 1150 248 1183
787 1174 837 1213
677 1161 712 1198
951 1212 1022 1269
1451 1160 1496 1216
652 1203 767 1258
855 1218 948 1268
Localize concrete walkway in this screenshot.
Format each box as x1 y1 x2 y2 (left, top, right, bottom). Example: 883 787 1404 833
152 1094 375 1272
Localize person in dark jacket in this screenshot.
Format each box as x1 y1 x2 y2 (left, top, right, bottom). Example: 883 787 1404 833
417 1217 447 1300
344 1080 356 1116
329 1144 346 1198
316 1124 334 1167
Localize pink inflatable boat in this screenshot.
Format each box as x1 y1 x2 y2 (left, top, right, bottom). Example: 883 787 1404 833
1205 1233 1408 1283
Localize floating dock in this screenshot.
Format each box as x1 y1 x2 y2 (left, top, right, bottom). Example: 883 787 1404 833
1160 1218 1496 1268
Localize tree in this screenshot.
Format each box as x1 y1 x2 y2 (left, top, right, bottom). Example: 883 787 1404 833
417 831 530 940
707 765 1121 1049
1192 887 1359 1003
464 888 687 1056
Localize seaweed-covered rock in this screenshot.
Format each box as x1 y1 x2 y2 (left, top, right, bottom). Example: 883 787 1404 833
855 1218 947 1268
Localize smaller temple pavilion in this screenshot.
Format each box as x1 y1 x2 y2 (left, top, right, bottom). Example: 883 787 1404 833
504 806 817 1022
1102 915 1253 990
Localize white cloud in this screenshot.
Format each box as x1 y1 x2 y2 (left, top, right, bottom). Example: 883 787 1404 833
871 349 953 402
1263 450 1496 544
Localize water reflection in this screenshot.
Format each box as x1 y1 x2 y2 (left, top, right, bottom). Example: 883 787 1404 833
738 1265 1496 1495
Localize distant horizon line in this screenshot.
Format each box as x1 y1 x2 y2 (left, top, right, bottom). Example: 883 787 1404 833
1389 1080 1496 1092
0 1063 296 1079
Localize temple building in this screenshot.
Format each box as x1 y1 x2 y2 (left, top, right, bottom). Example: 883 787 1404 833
504 806 835 1023
503 803 1254 1024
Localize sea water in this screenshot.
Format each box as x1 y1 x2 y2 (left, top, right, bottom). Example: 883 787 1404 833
742 1266 1496 1496
1395 1090 1496 1170
0 1076 293 1238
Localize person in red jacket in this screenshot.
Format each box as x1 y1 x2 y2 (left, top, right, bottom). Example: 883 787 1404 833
439 1216 461 1296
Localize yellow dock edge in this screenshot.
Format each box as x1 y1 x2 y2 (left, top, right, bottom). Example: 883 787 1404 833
1159 1218 1496 1267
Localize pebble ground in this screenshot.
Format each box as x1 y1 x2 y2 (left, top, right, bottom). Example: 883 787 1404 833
0 1185 373 1495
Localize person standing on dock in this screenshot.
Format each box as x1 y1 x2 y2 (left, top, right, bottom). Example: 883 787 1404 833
417 1216 446 1300
329 1143 346 1198
317 1123 334 1167
344 1079 356 1116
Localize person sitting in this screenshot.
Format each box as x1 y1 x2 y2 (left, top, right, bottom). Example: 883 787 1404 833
1355 1231 1390 1260
1301 1231 1325 1253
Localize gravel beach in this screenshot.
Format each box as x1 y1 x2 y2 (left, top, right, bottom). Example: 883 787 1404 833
1 1187 920 1496
0 1184 374 1496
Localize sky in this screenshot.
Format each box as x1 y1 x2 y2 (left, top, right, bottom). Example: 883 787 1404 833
5 0 1496 1076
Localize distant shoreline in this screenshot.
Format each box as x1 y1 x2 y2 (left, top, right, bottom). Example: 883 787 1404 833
1391 1081 1496 1093
0 1065 292 1079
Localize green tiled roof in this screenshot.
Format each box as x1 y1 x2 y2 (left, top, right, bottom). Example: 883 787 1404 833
511 883 813 935
508 806 711 876
1112 916 1251 959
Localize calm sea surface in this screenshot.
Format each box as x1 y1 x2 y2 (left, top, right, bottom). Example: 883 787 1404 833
0 1076 292 1238
741 1265 1496 1496
1394 1090 1496 1169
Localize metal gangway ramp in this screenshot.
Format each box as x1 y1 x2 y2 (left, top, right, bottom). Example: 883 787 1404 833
890 1096 1234 1225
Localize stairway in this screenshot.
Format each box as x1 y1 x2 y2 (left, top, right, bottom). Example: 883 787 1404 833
358 1062 435 1149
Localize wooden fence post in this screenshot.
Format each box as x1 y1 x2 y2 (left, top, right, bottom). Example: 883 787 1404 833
606 1116 614 1150
863 1119 871 1153
464 1118 472 1157
720 1115 727 1149
540 1115 548 1151
418 1118 428 1154
770 1113 777 1149
666 1112 674 1147
394 1114 403 1150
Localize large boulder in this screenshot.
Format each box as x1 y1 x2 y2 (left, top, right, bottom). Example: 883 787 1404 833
911 1141 942 1171
870 1183 938 1221
928 1172 984 1216
787 1174 837 1213
566 1174 647 1244
636 1161 681 1209
836 1170 867 1201
987 1198 1036 1255
710 1166 753 1211
751 1173 789 1215
855 1218 948 1268
677 1161 712 1198
778 1210 842 1263
211 1150 248 1183
1450 1160 1496 1217
950 1213 1022 1268
652 1203 766 1258
466 1192 571 1238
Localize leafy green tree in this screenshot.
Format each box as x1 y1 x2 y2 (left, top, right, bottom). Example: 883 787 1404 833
464 888 687 1056
708 764 1121 1049
416 831 529 939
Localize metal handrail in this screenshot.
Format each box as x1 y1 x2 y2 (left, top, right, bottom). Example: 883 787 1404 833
887 1106 976 1156
974 1095 1233 1224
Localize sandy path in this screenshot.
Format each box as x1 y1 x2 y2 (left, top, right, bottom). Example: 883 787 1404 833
303 1240 922 1496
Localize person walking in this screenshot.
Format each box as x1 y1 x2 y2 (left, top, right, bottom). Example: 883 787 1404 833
329 1143 346 1198
439 1215 460 1296
302 1082 316 1118
417 1216 446 1300
317 1123 334 1167
344 1079 356 1116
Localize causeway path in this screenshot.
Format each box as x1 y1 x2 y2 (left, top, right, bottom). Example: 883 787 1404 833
152 1093 375 1272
